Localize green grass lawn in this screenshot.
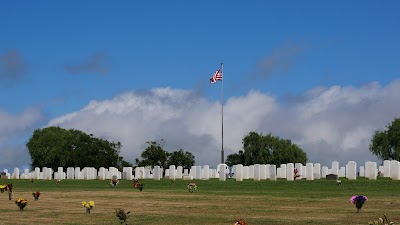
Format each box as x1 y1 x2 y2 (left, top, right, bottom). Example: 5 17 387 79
0 178 399 224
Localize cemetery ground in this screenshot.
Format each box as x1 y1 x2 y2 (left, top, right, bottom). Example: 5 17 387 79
0 178 399 225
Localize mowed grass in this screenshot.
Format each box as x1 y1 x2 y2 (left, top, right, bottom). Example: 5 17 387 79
1 178 400 225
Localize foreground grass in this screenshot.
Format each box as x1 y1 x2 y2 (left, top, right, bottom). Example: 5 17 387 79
0 178 399 224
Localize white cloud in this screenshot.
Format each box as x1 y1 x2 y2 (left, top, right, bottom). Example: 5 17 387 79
2 80 398 170
45 80 400 168
0 107 43 169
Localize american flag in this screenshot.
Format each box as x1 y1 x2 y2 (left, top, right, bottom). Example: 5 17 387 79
210 67 222 84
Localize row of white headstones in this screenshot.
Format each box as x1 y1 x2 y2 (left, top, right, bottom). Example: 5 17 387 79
2 160 399 181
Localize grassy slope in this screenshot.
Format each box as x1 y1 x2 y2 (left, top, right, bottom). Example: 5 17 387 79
0 178 399 225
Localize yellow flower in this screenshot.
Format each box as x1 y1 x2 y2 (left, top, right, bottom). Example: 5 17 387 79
82 201 95 209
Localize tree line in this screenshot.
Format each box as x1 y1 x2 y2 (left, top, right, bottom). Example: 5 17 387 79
26 117 400 171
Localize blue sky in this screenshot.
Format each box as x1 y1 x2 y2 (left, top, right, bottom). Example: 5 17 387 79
1 1 400 171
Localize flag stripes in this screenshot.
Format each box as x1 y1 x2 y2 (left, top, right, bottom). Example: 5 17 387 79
210 67 222 84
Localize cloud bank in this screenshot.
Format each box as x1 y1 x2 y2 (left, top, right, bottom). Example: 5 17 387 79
44 80 400 168
0 107 43 169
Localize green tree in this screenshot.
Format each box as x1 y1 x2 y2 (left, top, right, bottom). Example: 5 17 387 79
242 132 275 165
225 150 245 167
269 139 307 166
370 118 400 161
26 126 129 171
135 141 170 168
226 131 307 166
167 149 195 169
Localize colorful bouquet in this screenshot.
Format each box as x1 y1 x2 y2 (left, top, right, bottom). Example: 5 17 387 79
187 182 197 193
82 201 95 214
15 198 28 210
368 213 394 225
115 208 131 225
350 195 368 213
0 184 6 193
294 168 300 180
234 218 247 225
110 179 119 187
32 191 41 200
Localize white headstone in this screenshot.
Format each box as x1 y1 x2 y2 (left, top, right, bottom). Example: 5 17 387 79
218 164 227 181
254 164 261 181
346 161 357 180
57 167 63 180
321 166 328 178
153 166 161 180
243 166 249 179
269 165 277 181
202 165 210 180
260 164 267 180
196 166 202 179
248 165 254 179
339 167 346 177
364 161 371 178
67 167 75 179
390 160 399 180
236 164 243 181
13 168 20 179
295 163 303 179
286 163 294 181
313 163 321 179
359 166 365 177
280 164 287 179
169 165 176 180
123 167 133 180
98 167 106 180
306 163 314 180
42 167 48 180
265 164 270 179
331 161 339 175
135 167 143 179
24 169 30 179
176 166 183 179
46 168 52 180
378 166 383 177
383 160 391 177
276 168 282 179
75 167 81 179
367 162 377 180
34 167 40 180
190 166 196 178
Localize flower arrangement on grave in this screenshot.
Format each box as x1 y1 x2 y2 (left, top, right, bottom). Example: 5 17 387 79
368 213 394 225
233 218 247 225
337 180 342 186
133 178 139 188
15 198 28 210
32 191 41 200
56 179 61 186
82 201 95 214
111 178 119 187
350 195 368 213
115 208 131 225
294 168 300 180
137 183 144 191
0 184 6 193
187 182 197 192
1 183 13 200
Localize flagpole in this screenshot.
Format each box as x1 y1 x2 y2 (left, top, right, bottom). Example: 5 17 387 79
220 63 224 164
